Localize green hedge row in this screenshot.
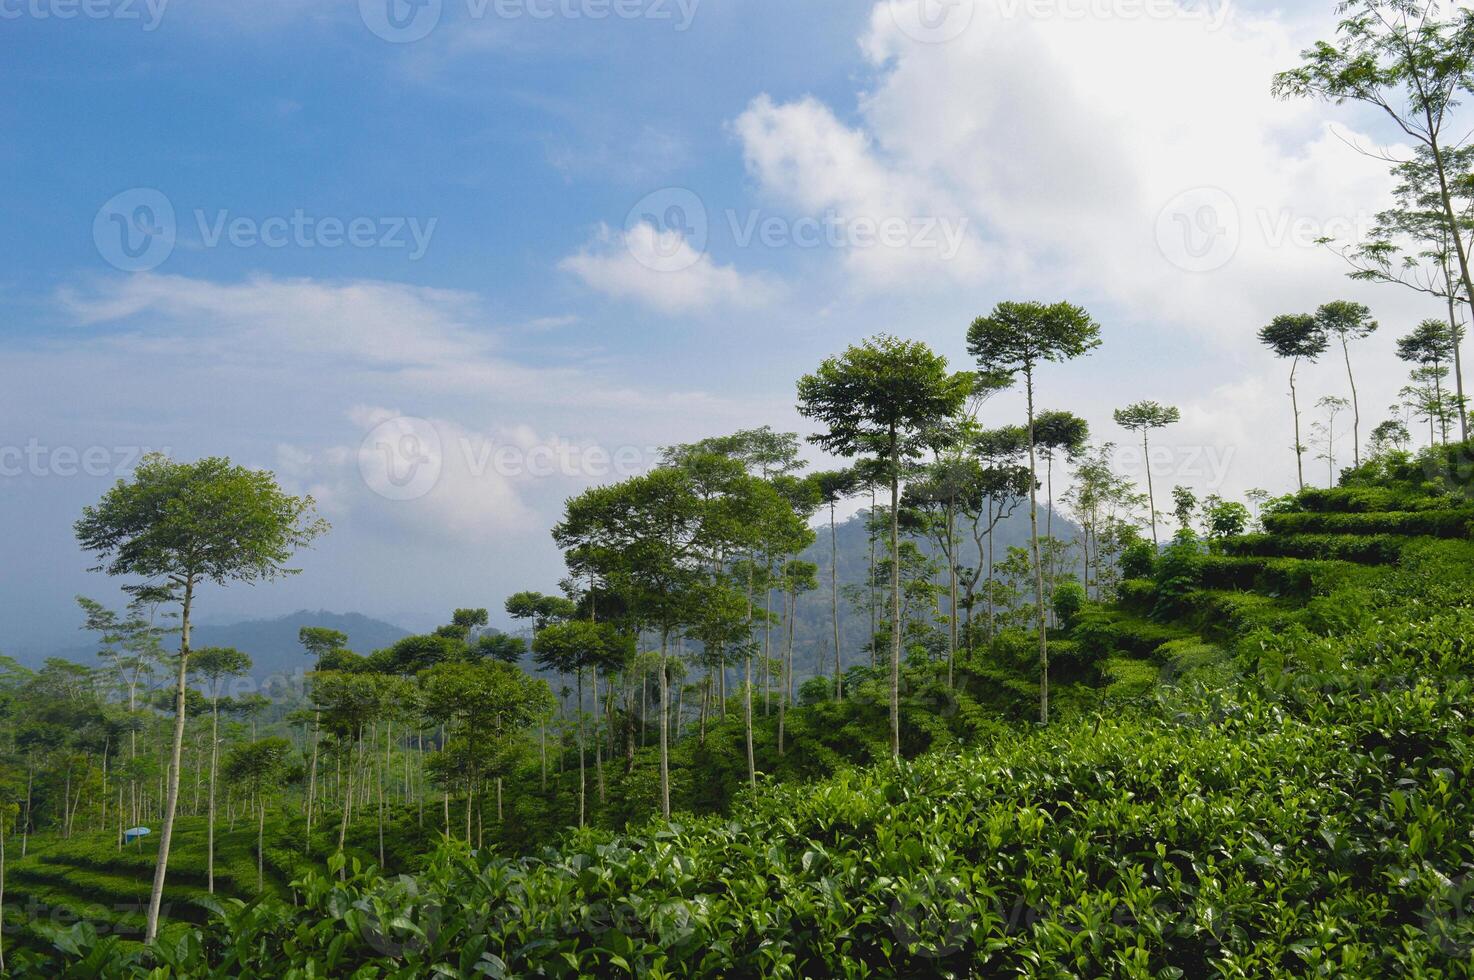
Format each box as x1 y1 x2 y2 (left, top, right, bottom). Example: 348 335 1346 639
1196 555 1363 599
1221 533 1406 564
1287 486 1453 514
1262 508 1474 538
1071 610 1193 663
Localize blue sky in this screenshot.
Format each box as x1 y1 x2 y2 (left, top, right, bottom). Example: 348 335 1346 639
0 0 1441 650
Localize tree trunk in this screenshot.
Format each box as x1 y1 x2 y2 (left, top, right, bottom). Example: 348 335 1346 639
145 577 193 944
1340 335 1361 469
830 502 843 702
1445 289 1468 442
868 487 878 669
1025 370 1049 725
1143 430 1158 547
594 671 605 804
208 695 220 892
576 666 585 829
305 710 320 854
257 791 266 892
778 585 789 756
889 425 902 760
658 630 671 819
1425 128 1474 443
744 563 756 787
1290 357 1305 491
946 500 957 688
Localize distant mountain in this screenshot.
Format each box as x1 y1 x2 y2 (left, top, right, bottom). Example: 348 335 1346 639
25 610 411 682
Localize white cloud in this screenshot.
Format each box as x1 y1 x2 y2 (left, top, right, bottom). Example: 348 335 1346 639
732 94 996 285
560 222 782 314
729 0 1422 339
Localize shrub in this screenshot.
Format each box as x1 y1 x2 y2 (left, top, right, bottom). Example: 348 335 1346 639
1099 656 1156 701
1051 579 1087 628
1151 535 1203 619
1114 577 1155 614
1118 540 1156 579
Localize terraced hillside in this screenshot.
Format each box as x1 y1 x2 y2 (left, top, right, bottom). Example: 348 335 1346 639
3 816 302 957
20 467 1474 976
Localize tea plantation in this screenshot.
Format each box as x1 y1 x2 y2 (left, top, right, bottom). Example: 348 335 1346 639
16 466 1474 976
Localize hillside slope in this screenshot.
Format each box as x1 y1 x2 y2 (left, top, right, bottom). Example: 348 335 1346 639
20 462 1474 976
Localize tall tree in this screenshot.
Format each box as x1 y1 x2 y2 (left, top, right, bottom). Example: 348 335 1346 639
1398 317 1458 444
74 454 326 942
555 469 709 817
1112 401 1181 547
967 302 1102 725
1315 300 1379 466
811 469 857 701
297 626 348 850
1313 395 1352 484
797 336 971 758
1258 314 1330 490
1275 0 1474 442
220 736 291 892
1328 144 1473 441
531 620 633 828
191 646 251 894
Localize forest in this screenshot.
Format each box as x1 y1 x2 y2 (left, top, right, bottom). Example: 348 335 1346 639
9 0 1474 975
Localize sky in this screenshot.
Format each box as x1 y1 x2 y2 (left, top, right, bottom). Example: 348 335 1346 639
0 0 1449 649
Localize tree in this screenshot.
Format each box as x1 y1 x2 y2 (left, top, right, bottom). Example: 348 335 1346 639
797 336 971 757
1171 486 1198 536
965 427 1032 645
73 454 326 942
1112 401 1180 548
1275 0 1474 441
811 469 857 701
967 302 1102 725
531 620 634 827
191 646 251 894
900 457 973 687
505 593 577 634
1062 444 1144 602
421 658 551 843
1315 301 1379 467
1313 395 1352 484
1398 317 1458 444
78 596 165 834
1202 498 1251 539
774 559 818 755
220 737 291 891
1258 314 1330 490
471 632 527 664
1033 410 1090 549
1327 144 1473 441
297 627 348 850
554 468 710 817
1402 365 1460 446
1371 417 1413 455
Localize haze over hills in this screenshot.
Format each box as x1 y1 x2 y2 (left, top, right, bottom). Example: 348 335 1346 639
19 610 412 682
11 503 1076 688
